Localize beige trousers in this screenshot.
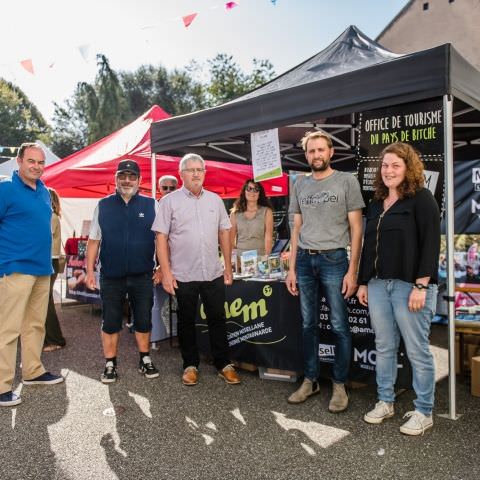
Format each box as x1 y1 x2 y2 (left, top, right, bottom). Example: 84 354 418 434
0 273 50 393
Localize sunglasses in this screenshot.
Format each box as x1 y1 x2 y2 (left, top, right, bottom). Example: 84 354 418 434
246 186 260 193
117 173 138 181
161 186 176 191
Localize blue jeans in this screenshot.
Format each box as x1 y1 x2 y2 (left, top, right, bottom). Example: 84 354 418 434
296 248 350 383
368 279 437 415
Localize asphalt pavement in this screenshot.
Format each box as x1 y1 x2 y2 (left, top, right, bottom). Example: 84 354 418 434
1 304 479 480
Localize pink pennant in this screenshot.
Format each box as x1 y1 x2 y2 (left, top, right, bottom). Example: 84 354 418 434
20 59 34 75
225 1 238 10
182 13 198 28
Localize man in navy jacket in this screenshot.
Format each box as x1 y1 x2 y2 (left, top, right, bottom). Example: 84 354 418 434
86 160 158 383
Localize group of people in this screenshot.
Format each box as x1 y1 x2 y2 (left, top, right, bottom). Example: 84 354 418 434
0 135 441 438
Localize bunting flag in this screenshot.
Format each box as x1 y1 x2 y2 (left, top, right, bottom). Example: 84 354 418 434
3 1 244 76
182 13 198 28
271 0 277 5
78 44 91 62
0 146 19 155
20 59 34 75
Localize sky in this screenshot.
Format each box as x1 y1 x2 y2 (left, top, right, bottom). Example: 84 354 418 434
0 0 408 122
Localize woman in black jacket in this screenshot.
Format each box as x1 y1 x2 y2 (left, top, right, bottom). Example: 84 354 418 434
357 142 440 436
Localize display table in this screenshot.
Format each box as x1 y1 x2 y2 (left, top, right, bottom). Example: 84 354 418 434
195 279 412 387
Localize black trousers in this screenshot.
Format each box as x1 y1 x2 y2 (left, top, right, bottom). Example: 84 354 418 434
44 259 66 347
175 276 230 371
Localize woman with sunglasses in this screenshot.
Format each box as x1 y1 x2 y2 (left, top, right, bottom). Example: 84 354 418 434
230 179 274 256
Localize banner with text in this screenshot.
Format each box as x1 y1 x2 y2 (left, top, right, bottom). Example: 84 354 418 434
195 281 412 387
357 99 445 209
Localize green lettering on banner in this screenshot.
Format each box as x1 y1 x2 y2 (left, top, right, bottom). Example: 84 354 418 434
200 296 269 324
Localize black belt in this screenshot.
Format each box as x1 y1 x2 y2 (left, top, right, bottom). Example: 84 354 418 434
301 248 344 255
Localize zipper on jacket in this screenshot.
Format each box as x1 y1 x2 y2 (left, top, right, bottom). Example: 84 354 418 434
374 210 386 276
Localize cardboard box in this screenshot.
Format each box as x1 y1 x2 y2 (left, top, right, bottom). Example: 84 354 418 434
258 367 299 382
471 356 480 397
455 335 480 374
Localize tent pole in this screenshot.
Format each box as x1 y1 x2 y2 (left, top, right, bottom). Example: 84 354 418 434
151 153 156 199
442 94 459 420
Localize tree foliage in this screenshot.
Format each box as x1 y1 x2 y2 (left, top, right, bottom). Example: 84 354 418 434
0 78 50 146
205 54 275 106
51 53 275 157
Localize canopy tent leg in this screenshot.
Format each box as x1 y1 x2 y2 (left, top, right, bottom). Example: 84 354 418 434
151 152 157 198
438 94 461 421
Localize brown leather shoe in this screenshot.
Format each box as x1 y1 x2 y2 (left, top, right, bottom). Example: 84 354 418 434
218 364 241 384
182 366 198 386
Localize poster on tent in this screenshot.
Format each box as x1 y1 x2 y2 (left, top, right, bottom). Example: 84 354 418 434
357 98 445 209
251 128 283 182
443 160 480 234
65 255 101 304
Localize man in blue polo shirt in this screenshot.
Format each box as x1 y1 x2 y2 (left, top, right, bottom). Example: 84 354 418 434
86 160 159 384
0 143 64 408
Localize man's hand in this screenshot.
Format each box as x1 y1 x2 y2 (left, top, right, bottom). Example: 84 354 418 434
342 271 357 298
85 271 97 291
162 270 178 295
224 266 233 286
286 270 298 296
356 285 368 306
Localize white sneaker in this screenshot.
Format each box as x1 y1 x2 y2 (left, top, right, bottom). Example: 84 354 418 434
364 401 394 424
399 410 433 436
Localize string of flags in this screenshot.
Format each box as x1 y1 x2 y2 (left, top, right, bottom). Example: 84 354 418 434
6 0 278 76
0 146 19 155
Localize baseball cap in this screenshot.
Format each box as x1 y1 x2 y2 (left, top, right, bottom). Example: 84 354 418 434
117 160 140 176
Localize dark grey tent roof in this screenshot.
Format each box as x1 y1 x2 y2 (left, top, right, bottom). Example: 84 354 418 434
151 25 480 170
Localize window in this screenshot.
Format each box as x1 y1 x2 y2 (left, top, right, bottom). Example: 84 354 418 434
423 2 429 10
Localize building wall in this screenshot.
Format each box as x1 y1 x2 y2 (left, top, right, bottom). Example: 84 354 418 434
377 0 480 70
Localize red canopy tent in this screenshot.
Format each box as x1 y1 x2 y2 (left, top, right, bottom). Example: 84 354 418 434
43 105 288 199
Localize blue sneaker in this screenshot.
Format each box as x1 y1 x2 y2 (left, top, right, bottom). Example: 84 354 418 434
23 372 64 385
0 391 22 407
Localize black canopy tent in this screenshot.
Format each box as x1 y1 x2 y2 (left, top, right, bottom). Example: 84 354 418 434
151 26 480 169
150 26 480 419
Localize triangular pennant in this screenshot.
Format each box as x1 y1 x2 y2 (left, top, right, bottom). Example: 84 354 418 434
20 59 34 75
78 44 91 62
182 13 198 28
225 1 238 10
271 0 277 5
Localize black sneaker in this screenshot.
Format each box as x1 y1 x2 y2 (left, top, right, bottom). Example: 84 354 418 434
139 356 159 379
23 372 64 385
101 361 118 384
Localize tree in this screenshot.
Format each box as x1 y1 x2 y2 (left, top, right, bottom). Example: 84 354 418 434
51 53 275 157
51 55 128 156
0 78 50 146
120 65 206 119
204 54 275 106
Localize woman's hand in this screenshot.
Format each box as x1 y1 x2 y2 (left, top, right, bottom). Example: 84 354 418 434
408 287 427 312
356 285 368 306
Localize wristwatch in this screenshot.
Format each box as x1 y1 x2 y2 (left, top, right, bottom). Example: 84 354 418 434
413 283 428 290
